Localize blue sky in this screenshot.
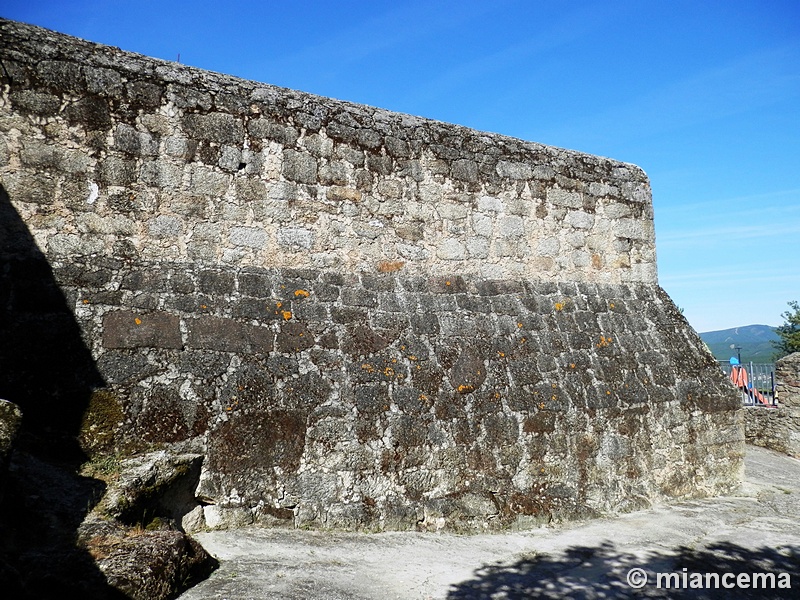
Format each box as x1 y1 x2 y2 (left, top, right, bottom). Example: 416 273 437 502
2 0 798 333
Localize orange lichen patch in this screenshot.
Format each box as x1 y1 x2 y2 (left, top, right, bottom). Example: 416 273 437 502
276 301 283 308
384 367 395 377
597 335 612 348
82 298 90 304
134 317 142 325
294 289 310 298
570 363 576 369
457 384 475 394
377 260 405 273
555 302 564 311
606 390 611 395
517 322 523 328
445 280 451 286
408 355 417 361
200 304 208 309
493 392 501 399
520 337 527 344
551 383 557 389
497 351 505 357
609 303 615 309
281 310 292 321
538 402 545 409
418 394 428 402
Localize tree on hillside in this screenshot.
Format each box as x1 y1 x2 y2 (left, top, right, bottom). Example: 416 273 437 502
774 300 800 358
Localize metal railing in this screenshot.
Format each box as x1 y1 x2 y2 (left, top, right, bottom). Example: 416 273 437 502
718 361 777 407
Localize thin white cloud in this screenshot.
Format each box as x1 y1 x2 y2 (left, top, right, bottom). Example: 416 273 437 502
658 222 800 245
654 188 800 216
258 1 515 79
662 271 799 286
537 41 800 146
393 2 612 108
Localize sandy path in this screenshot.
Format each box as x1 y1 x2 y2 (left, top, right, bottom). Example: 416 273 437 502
179 446 800 599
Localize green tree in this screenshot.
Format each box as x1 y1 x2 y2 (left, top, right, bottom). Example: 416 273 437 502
774 301 800 358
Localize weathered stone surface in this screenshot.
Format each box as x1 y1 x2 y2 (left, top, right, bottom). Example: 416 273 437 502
0 18 656 284
102 311 182 349
0 399 22 463
0 447 216 600
100 448 205 526
746 352 800 458
79 516 217 600
186 316 273 354
0 18 743 539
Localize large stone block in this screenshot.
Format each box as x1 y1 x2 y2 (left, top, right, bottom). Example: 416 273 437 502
186 317 273 354
183 112 244 145
103 311 182 349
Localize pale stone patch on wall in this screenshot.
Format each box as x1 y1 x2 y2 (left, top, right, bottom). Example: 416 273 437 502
498 215 525 239
230 226 268 249
477 196 503 213
436 238 467 260
148 215 183 238
565 210 595 230
466 236 490 259
276 227 314 249
547 187 583 209
397 243 429 261
76 213 135 235
496 160 532 180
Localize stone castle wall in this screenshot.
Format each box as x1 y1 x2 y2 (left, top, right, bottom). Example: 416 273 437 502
745 353 800 458
0 19 742 531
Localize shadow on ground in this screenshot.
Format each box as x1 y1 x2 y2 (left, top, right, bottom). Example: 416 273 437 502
447 540 800 599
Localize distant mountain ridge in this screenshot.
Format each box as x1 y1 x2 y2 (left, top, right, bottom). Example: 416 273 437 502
699 324 779 364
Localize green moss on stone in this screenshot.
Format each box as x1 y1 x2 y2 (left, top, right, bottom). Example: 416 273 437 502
79 389 124 457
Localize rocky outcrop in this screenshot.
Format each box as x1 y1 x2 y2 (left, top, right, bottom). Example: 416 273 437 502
0 446 216 599
98 445 206 532
79 515 216 600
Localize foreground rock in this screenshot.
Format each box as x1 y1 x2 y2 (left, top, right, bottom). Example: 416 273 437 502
178 446 800 599
79 516 215 600
0 446 216 599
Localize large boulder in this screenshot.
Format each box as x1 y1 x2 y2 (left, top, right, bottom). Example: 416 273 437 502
78 516 217 600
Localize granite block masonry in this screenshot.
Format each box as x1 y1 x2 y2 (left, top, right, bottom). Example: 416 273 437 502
0 19 743 531
745 352 800 458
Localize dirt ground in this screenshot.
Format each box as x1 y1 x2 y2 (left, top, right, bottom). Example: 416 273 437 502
178 446 800 599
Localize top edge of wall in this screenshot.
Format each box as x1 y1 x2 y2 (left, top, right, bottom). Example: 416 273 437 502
0 18 647 179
